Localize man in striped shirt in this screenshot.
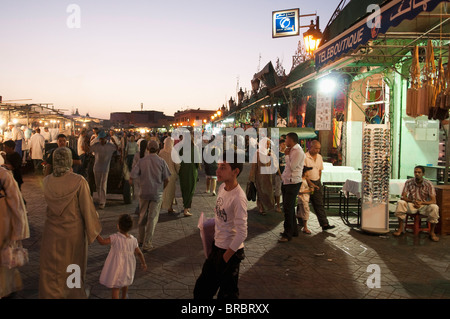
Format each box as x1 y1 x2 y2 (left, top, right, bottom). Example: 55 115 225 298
393 166 440 241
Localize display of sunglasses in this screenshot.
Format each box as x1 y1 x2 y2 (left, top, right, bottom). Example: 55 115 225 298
362 127 391 204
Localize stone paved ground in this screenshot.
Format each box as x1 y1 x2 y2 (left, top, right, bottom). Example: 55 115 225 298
13 163 450 299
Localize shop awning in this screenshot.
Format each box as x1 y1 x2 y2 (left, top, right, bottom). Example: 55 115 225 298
315 0 450 70
273 127 317 140
237 88 270 113
320 0 388 46
253 62 281 89
285 60 316 88
0 103 68 123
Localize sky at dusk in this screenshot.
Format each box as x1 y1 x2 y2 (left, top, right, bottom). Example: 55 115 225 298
0 0 338 119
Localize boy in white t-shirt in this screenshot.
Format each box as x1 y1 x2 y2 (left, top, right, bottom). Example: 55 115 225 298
194 151 247 299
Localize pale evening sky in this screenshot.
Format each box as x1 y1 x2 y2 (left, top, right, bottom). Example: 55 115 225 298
0 0 338 119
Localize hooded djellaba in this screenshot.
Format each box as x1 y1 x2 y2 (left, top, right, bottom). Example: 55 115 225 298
39 147 102 299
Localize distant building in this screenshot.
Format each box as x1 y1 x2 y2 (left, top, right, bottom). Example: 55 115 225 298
173 108 217 127
110 110 174 128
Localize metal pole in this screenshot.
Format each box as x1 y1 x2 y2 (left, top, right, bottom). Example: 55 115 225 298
299 14 317 18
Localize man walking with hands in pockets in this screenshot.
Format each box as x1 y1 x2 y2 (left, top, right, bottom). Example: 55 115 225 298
130 140 171 252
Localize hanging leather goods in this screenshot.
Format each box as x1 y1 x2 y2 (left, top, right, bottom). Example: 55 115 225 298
406 45 420 118
420 40 437 118
433 57 447 120
445 43 450 111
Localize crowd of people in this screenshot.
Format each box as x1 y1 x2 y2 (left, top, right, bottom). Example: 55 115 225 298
0 123 442 299
0 124 233 299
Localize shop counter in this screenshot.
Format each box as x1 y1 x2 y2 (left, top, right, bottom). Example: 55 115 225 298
341 179 407 198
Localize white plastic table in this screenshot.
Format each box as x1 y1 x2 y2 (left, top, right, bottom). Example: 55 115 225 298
321 169 362 184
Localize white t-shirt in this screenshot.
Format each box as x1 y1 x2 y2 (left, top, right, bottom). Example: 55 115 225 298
214 183 248 252
78 135 86 156
8 127 24 141
298 177 310 202
42 130 51 142
29 133 45 160
49 128 59 143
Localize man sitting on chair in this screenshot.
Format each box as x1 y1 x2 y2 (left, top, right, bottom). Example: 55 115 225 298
393 166 440 242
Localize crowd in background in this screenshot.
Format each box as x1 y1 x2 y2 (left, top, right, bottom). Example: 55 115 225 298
1 122 340 299
0 123 337 236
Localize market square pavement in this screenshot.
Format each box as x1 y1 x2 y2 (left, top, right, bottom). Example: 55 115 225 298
12 163 450 299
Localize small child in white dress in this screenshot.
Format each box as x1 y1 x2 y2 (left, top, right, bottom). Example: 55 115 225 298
97 214 147 299
296 167 313 234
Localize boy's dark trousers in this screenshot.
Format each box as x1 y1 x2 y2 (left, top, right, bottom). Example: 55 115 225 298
193 244 245 299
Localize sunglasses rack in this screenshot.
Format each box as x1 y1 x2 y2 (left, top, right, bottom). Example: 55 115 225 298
361 123 391 234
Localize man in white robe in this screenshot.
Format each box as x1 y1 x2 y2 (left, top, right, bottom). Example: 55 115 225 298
29 128 46 174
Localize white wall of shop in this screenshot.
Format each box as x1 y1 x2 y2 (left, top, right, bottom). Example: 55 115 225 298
344 121 363 170
399 116 440 179
347 110 440 179
395 77 440 179
341 71 440 177
343 76 367 171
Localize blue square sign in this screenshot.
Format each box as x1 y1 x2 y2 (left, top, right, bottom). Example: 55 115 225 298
273 9 299 38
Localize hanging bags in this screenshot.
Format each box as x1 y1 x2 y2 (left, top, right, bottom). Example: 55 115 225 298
406 45 420 117
421 40 437 117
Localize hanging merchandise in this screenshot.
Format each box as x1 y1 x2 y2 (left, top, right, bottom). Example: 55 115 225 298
434 57 445 110
360 123 390 234
406 45 420 118
423 39 437 118
446 43 450 109
437 43 450 121
263 108 268 123
432 57 448 120
332 118 343 148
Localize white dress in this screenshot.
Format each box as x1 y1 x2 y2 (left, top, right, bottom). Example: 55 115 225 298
99 232 138 288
